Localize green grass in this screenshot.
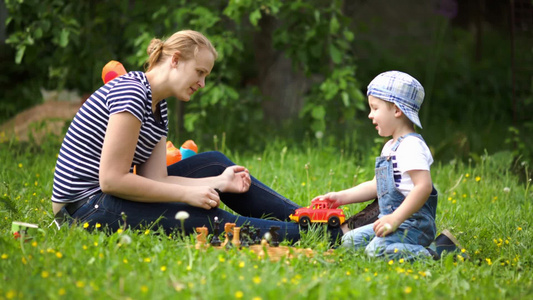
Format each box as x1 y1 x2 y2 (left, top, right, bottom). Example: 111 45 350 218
0 137 532 299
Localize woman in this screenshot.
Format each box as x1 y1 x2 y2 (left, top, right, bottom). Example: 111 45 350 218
51 30 341 241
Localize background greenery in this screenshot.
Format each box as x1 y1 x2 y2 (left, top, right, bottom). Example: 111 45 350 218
1 0 531 172
0 2 532 297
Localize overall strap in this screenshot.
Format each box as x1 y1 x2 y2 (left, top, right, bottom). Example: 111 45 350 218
391 133 424 151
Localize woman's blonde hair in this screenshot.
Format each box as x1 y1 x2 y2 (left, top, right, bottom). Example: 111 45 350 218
145 30 218 71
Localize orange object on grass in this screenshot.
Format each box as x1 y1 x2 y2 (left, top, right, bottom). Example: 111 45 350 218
166 141 182 166
102 60 127 84
180 140 198 152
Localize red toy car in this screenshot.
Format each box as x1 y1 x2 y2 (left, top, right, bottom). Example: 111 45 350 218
289 198 346 227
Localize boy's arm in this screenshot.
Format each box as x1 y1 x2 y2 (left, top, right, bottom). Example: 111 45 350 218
313 177 377 207
374 169 433 237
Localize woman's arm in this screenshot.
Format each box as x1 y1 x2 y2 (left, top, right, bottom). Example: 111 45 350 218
137 138 251 194
99 112 224 209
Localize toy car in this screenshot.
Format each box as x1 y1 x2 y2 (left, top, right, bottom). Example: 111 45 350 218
289 198 346 227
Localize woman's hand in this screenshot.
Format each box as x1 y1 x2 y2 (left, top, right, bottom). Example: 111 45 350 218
218 166 251 194
184 186 221 210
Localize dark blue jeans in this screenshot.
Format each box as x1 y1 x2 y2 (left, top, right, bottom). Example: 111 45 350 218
65 151 314 241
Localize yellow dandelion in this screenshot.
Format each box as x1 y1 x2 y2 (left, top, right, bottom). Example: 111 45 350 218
83 223 89 228
475 176 481 182
76 281 85 288
346 271 351 276
82 245 88 250
252 297 262 300
123 259 128 264
117 228 123 234
41 271 49 278
186 265 192 271
486 258 492 265
365 276 371 282
21 257 27 265
144 229 150 235
56 252 63 258
141 285 148 293
465 173 470 178
461 248 466 253
235 291 244 299
1 254 7 259
394 248 399 253
161 266 167 272
58 288 66 296
94 242 98 246
388 260 394 265
518 227 522 231
404 286 412 294
301 182 306 186
239 261 245 268
253 276 261 284
218 256 225 262
95 223 101 228
144 257 151 263
399 258 405 264
6 290 16 299
18 163 23 168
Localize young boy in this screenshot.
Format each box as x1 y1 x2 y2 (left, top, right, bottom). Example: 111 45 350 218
315 71 438 260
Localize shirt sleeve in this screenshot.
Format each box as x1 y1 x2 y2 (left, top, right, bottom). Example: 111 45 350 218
106 79 147 122
395 137 433 173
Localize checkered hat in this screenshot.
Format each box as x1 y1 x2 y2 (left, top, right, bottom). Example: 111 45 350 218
367 71 425 128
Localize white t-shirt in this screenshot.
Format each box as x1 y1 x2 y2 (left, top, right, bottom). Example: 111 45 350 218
380 135 433 197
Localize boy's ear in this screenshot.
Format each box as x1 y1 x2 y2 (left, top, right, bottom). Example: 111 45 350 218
394 105 403 117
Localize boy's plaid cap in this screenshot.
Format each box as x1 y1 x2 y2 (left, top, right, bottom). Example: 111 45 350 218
367 71 425 128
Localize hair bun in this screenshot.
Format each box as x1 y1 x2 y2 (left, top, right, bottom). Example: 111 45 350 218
147 39 164 55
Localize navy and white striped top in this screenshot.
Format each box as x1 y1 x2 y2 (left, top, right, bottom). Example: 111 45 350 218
52 71 168 203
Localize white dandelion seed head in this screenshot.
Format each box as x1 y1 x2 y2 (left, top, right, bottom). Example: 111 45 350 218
119 234 132 245
175 211 190 221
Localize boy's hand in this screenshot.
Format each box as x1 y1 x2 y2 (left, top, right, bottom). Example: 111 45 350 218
373 215 400 237
312 192 344 208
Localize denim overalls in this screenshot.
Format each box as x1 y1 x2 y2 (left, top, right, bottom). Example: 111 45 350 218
342 133 438 260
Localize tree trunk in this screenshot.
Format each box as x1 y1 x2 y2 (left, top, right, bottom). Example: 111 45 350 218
252 14 309 123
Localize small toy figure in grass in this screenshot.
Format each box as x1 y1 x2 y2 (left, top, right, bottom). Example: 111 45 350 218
195 227 208 249
210 216 222 247
223 223 235 249
268 226 280 247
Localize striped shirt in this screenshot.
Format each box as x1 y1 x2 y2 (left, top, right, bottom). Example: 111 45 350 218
52 71 168 203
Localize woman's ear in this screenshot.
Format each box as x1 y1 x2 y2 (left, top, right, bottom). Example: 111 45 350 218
171 51 181 67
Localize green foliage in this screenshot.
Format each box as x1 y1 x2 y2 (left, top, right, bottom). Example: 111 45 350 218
0 139 532 298
4 1 531 166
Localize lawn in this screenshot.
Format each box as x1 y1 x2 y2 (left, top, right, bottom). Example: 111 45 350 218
0 137 531 299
